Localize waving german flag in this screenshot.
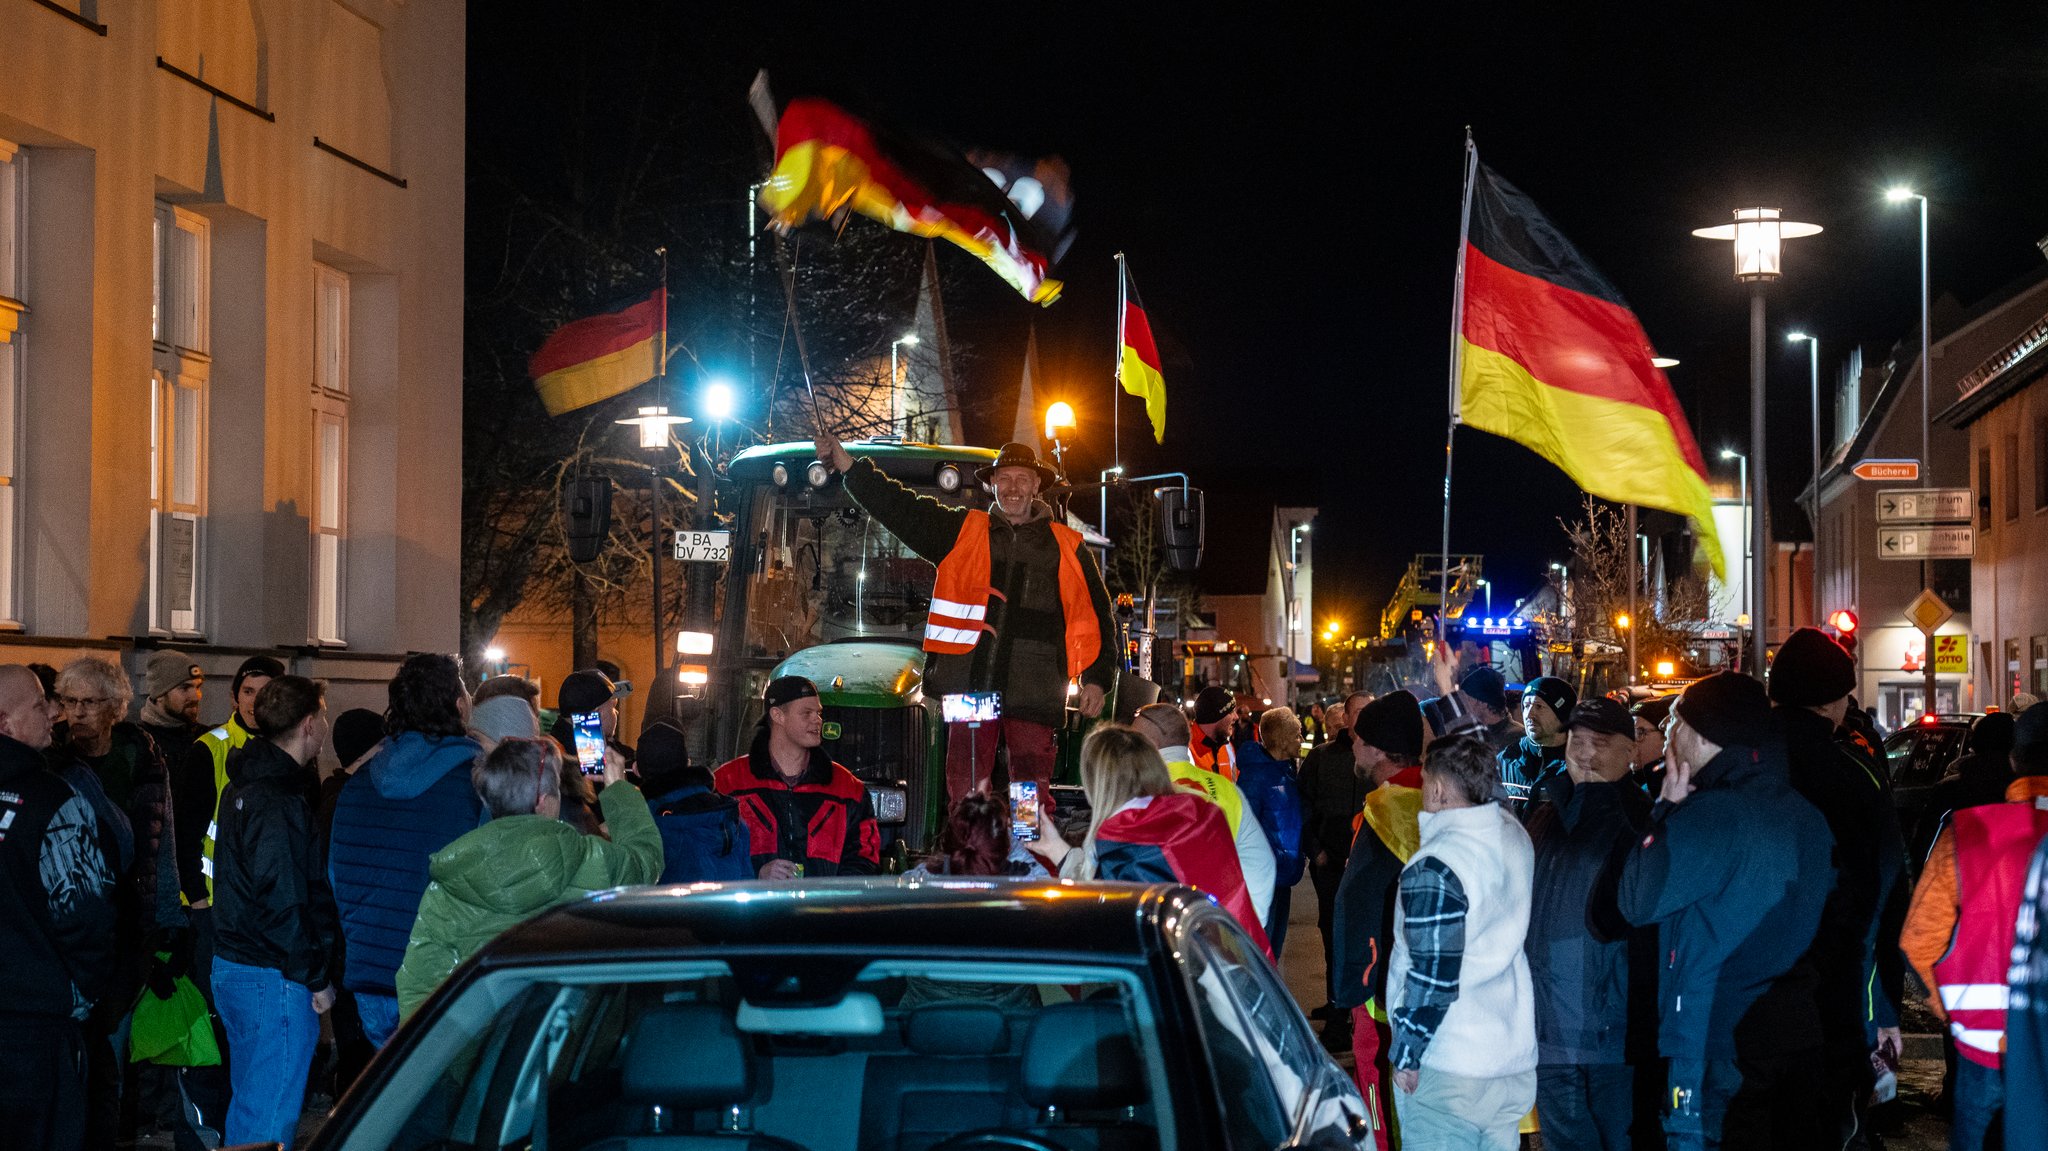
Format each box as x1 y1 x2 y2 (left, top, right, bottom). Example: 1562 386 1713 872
1456 161 1723 575
528 287 664 417
1119 263 1167 443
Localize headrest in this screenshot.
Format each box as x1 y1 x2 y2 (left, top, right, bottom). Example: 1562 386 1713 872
620 1003 751 1109
905 1004 1009 1056
1020 1002 1146 1109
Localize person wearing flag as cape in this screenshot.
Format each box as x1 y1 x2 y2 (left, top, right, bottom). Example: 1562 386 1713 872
813 431 1118 809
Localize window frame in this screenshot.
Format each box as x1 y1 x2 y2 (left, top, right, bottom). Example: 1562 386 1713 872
2005 432 2021 522
0 143 22 627
310 262 349 645
148 200 211 639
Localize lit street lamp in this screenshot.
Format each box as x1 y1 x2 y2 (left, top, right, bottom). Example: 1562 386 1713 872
1693 207 1822 675
1888 185 1939 717
617 404 694 715
890 332 919 437
1787 332 1821 623
1476 577 1492 615
1721 448 1750 669
1043 401 1077 479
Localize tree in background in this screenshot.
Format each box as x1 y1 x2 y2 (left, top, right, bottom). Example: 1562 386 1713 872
1549 496 1711 691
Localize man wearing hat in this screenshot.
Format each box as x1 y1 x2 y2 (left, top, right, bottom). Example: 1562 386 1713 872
1458 666 1523 755
1499 675 1576 811
174 655 282 914
1768 626 1910 1143
1329 690 1429 1147
136 649 206 762
549 668 633 775
1618 672 1834 1149
1190 685 1241 778
713 676 880 879
815 431 1118 807
1525 696 1654 1150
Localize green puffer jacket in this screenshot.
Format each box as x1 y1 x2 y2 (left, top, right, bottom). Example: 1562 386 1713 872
395 781 663 1018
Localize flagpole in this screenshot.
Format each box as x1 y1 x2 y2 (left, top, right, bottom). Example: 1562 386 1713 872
653 245 670 720
1440 131 1479 624
1114 252 1127 471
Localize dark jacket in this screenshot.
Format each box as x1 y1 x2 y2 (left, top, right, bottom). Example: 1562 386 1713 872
328 731 486 994
1618 740 1835 1060
212 739 338 992
1235 740 1306 888
0 734 116 1023
841 457 1118 729
1330 768 1425 1010
2008 834 2048 1150
648 778 754 883
712 737 880 877
173 713 249 906
1525 774 1651 1065
1298 734 1368 867
1499 736 1568 808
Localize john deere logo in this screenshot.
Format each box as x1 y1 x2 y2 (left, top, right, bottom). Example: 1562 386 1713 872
822 721 842 741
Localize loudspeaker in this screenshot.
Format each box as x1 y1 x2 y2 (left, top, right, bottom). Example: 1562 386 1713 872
564 475 613 564
1159 486 1205 573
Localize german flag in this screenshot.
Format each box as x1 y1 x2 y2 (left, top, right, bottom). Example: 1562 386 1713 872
758 93 1073 306
1120 269 1167 443
1456 162 1723 575
528 287 664 417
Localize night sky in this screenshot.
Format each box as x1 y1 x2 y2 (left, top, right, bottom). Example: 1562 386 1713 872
470 5 2048 631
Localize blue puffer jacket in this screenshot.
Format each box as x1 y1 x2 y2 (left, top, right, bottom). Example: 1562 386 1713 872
1235 741 1306 888
328 732 484 994
647 782 753 884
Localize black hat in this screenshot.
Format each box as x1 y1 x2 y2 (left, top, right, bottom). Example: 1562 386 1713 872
637 718 713 796
1354 690 1425 759
1524 676 1577 724
1768 627 1858 707
1632 695 1675 726
331 708 385 769
1459 666 1509 711
764 675 820 710
2015 703 2048 757
231 655 285 699
1193 686 1236 726
1568 696 1635 739
1673 671 1770 749
558 669 623 716
974 442 1060 487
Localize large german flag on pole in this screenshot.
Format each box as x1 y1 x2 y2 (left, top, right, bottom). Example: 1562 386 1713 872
756 79 1074 306
1455 157 1723 575
528 288 665 417
1119 258 1167 444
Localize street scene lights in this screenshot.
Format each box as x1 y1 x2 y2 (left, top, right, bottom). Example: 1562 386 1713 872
1043 401 1077 476
1888 185 1940 716
890 332 919 436
701 378 736 423
1693 207 1821 675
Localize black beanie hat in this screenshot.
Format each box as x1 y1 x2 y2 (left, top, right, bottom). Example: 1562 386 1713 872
1459 666 1509 711
2014 703 2048 765
1524 676 1577 724
231 654 286 698
331 708 384 768
1354 690 1425 759
1674 671 1771 749
1193 686 1236 726
1768 627 1858 707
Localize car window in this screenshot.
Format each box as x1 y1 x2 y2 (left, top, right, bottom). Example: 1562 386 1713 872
1888 727 1965 788
1183 911 1325 1148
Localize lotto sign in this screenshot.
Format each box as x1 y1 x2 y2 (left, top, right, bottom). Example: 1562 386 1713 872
1933 634 1969 675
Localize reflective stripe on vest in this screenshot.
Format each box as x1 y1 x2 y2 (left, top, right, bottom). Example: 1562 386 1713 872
1933 796 2048 1067
924 512 1102 678
193 716 252 901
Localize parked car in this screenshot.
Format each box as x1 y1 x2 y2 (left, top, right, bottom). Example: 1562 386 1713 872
1883 713 1983 868
303 879 1374 1151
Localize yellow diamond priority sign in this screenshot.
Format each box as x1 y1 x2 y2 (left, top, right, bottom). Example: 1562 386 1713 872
1905 589 1953 635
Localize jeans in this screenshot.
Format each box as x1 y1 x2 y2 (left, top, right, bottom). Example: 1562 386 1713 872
1536 1063 1633 1150
1267 882 1292 960
1393 1066 1535 1151
212 958 318 1149
1949 1055 2004 1151
355 991 400 1049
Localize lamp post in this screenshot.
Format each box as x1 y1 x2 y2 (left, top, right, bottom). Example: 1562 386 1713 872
1720 448 1749 668
1693 208 1823 676
1787 332 1821 626
1043 401 1077 479
616 405 694 718
1887 186 1939 718
890 332 919 437
1476 577 1492 615
1097 465 1124 539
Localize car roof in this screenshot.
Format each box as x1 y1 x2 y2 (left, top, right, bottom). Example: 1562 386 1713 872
472 879 1207 969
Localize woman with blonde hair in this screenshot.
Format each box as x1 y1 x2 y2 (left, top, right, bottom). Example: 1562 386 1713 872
1039 724 1270 953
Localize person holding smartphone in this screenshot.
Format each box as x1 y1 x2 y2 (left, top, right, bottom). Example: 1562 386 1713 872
712 677 880 879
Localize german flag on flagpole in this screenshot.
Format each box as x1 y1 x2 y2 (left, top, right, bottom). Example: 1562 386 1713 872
1454 155 1723 576
1119 258 1166 444
528 287 665 417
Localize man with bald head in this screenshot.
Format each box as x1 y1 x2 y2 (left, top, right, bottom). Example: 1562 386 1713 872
0 665 116 1150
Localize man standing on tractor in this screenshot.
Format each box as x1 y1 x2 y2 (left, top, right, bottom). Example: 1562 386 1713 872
814 433 1118 807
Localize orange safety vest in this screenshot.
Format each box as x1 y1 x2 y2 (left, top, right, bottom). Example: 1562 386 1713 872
1191 727 1238 781
1934 797 2048 1067
924 512 1102 679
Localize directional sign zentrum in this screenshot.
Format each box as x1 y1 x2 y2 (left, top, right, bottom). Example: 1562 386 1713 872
1876 488 1972 525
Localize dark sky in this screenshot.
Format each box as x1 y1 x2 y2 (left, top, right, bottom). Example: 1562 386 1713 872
471 5 2048 631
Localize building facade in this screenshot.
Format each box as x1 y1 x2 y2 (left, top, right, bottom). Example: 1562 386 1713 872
1 0 464 723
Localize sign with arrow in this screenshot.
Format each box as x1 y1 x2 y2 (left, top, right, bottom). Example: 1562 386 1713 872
1880 526 1975 560
1853 459 1921 481
1877 487 1972 525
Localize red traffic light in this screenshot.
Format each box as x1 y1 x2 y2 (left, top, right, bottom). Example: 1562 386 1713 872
1828 609 1859 636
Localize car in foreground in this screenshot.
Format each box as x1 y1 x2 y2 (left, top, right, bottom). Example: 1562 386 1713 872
302 879 1374 1151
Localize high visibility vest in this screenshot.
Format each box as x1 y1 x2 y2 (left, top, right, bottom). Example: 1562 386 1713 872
1167 757 1244 836
193 713 253 902
1192 727 1238 781
924 512 1101 679
1934 796 2048 1067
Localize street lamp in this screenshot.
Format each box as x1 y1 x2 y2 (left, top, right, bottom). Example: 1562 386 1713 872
1476 577 1492 615
1720 448 1750 668
1787 332 1821 624
1044 401 1077 477
890 332 919 437
1693 207 1822 675
617 405 694 715
1887 185 1938 716
702 378 736 423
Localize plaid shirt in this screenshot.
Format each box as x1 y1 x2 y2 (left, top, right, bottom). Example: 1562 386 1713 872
1390 855 1469 1071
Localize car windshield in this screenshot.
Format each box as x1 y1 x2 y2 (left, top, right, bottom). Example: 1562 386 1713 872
740 490 941 660
334 957 1174 1151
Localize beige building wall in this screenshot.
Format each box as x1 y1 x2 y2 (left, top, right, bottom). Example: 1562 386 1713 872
0 0 465 724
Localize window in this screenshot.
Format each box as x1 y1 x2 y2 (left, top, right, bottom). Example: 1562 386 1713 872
2034 636 2047 697
2006 433 2021 522
1978 448 1993 531
151 203 209 635
2009 638 2025 702
0 143 21 623
312 263 349 643
2036 416 2047 512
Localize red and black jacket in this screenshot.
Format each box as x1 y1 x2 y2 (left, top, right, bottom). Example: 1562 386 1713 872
712 740 881 877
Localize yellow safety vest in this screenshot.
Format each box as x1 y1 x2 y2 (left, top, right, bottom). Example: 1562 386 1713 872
193 713 253 902
1166 756 1245 836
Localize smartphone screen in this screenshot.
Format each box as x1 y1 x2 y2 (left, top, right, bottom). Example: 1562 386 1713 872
1009 780 1040 842
571 710 607 776
941 691 1002 724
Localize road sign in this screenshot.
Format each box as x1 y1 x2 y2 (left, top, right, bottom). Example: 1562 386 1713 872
1880 526 1975 561
1905 589 1954 634
1853 459 1921 481
1877 487 1972 524
673 529 732 562
1933 634 1969 674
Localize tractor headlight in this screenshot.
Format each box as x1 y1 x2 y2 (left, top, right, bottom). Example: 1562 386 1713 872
867 786 908 824
806 460 832 488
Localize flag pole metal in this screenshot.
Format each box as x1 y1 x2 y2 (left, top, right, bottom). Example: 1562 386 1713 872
1440 132 1479 625
1114 252 1127 472
653 245 670 718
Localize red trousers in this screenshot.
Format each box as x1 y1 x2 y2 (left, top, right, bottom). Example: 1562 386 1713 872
945 718 1058 809
1351 1004 1391 1151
